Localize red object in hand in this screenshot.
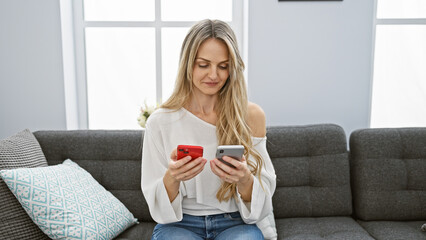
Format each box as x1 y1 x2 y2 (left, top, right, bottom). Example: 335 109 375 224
177 145 203 160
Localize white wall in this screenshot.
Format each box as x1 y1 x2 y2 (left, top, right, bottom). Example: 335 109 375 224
0 0 66 139
0 0 375 140
248 0 374 136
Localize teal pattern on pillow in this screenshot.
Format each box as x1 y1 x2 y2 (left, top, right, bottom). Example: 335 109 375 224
0 159 138 240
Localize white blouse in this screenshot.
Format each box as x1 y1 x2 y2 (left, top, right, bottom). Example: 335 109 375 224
141 108 277 239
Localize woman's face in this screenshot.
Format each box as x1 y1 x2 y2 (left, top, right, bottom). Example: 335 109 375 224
192 38 230 97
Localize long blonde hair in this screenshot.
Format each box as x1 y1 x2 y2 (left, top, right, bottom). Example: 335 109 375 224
161 19 263 202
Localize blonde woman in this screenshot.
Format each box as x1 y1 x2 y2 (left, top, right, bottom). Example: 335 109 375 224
142 19 277 240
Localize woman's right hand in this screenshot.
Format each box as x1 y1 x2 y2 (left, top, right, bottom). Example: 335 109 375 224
163 148 207 202
166 148 207 182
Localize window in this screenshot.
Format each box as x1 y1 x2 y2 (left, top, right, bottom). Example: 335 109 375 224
370 0 426 127
65 0 247 130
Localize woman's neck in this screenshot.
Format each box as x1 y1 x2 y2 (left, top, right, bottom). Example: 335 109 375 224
186 92 218 116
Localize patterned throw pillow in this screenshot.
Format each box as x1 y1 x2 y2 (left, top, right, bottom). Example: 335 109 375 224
0 159 138 240
0 129 50 239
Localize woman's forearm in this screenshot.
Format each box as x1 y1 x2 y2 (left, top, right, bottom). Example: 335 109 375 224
163 170 180 202
237 174 254 202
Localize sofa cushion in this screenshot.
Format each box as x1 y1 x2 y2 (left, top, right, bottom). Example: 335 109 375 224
33 130 153 222
276 217 374 240
357 220 426 240
350 128 426 220
115 221 156 239
0 159 138 240
267 124 352 218
0 129 50 239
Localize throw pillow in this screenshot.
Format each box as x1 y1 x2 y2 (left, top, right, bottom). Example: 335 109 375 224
0 159 138 240
0 129 50 239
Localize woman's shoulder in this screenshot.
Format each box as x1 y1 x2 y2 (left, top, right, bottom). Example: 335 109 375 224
247 102 266 138
152 107 177 115
146 107 183 128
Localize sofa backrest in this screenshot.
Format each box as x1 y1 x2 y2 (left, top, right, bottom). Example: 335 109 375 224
34 130 154 222
350 128 426 221
266 124 352 218
34 125 353 222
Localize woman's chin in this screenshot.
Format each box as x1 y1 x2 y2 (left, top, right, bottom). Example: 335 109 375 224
197 88 220 96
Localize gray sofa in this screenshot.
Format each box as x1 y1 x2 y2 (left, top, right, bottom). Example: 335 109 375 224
32 124 426 240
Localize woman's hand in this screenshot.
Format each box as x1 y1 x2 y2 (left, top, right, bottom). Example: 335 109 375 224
210 156 254 202
166 148 207 182
163 148 207 202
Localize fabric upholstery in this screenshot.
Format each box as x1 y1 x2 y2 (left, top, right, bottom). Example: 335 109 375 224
115 222 156 240
276 217 374 240
33 130 153 222
0 129 50 239
0 159 137 239
350 128 426 220
29 126 425 239
357 220 426 240
266 125 352 218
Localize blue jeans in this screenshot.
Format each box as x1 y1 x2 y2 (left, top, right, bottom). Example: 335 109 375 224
151 212 264 240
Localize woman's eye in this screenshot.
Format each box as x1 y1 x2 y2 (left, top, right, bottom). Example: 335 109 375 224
198 64 208 68
219 65 228 70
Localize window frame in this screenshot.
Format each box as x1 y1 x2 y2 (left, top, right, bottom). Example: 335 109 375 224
369 0 426 127
63 0 248 129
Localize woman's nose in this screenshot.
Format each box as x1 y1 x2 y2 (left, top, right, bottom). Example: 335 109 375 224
209 67 218 80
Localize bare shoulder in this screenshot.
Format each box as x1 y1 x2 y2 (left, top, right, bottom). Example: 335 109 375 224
247 102 266 138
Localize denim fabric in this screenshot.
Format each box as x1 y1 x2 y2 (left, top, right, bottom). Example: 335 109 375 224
151 212 264 240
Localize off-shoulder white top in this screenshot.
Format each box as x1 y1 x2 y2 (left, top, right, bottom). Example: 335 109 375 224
141 108 277 239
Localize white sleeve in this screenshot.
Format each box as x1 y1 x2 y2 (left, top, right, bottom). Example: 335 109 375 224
236 137 277 224
141 121 183 224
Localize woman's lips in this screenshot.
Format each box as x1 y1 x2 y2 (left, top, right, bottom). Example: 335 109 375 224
204 82 219 87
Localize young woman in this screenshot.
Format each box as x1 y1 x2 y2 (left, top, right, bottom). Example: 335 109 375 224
142 19 277 240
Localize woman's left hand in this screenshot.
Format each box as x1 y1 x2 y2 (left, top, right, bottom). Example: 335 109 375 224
210 156 254 201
